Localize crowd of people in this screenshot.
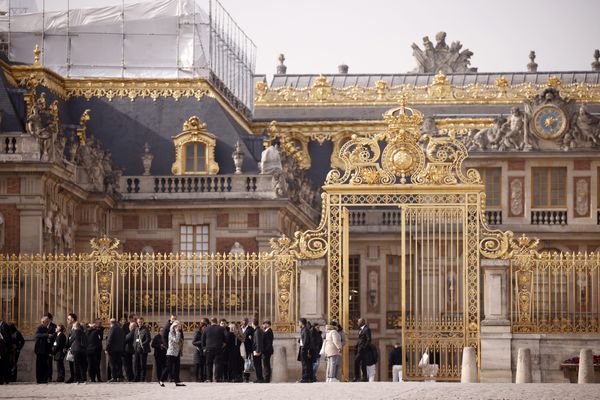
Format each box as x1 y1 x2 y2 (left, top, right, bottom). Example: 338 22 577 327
0 313 391 385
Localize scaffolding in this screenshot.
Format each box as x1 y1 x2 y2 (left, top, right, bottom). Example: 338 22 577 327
0 0 256 116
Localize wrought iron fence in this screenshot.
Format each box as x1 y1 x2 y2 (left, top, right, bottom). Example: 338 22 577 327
510 236 600 333
0 236 298 335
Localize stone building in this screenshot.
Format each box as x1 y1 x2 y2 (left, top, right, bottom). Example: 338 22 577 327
0 1 599 383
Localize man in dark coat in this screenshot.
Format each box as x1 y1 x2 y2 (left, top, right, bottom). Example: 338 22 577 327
310 323 323 381
192 319 208 382
0 318 12 385
86 319 104 382
51 325 67 382
251 320 264 383
34 316 51 384
240 317 254 383
298 318 312 383
45 313 56 382
151 328 167 382
261 320 274 383
65 313 77 383
353 318 371 382
68 322 87 383
201 317 226 382
133 317 151 382
389 343 403 382
8 324 25 382
123 321 136 382
106 318 125 382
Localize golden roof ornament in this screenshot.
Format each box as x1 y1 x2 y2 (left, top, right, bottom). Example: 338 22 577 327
182 115 207 132
547 76 561 88
33 44 41 66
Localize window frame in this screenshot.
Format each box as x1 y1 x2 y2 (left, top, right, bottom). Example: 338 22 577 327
531 167 567 208
183 142 208 173
478 167 502 208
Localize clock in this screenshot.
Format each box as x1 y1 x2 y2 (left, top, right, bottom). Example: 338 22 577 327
531 105 567 140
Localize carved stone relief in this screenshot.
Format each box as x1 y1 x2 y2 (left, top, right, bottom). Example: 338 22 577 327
574 177 590 217
509 177 524 217
411 31 476 73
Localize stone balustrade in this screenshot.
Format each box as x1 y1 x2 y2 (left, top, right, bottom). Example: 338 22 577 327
118 174 278 200
486 209 502 225
0 133 40 161
531 209 568 225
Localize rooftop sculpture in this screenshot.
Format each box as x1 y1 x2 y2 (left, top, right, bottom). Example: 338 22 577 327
411 31 476 73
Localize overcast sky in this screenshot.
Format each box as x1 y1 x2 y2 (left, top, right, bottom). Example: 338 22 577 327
10 0 600 76
218 0 600 76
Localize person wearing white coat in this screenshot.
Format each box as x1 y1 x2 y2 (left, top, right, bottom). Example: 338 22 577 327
322 322 342 382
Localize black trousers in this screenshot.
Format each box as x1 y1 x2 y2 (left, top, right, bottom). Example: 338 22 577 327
195 355 206 381
0 354 11 383
55 357 65 382
253 354 263 381
74 352 86 382
160 355 180 383
123 353 134 381
204 348 223 382
354 350 368 381
134 352 148 382
47 355 53 382
35 354 48 383
154 354 165 382
300 349 313 381
108 351 123 380
262 352 273 382
87 353 99 381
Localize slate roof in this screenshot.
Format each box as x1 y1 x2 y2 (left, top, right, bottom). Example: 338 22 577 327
270 72 600 88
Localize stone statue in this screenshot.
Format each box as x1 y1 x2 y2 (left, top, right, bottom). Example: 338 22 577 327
465 116 506 151
63 224 74 253
26 97 54 161
260 143 282 174
43 208 54 235
411 32 476 73
527 51 538 72
573 104 600 146
498 107 526 150
272 169 288 197
276 54 287 75
230 242 245 256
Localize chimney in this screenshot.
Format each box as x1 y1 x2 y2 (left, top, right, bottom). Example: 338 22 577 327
338 64 349 74
592 50 600 72
276 54 287 75
527 51 538 73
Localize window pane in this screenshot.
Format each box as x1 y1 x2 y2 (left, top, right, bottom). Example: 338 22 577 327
532 168 547 208
185 144 194 172
196 143 207 172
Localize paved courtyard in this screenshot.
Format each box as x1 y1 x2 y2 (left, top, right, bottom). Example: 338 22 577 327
0 382 598 400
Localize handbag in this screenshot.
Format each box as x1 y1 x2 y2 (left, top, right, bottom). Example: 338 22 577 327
244 356 255 373
319 338 327 356
240 344 247 359
66 349 74 362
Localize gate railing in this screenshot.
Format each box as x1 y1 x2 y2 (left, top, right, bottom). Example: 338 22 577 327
0 236 298 334
509 235 600 333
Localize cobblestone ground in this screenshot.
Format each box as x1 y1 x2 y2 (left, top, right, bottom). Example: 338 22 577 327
1 382 599 400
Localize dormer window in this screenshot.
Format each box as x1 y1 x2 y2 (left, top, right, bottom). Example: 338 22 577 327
171 116 219 175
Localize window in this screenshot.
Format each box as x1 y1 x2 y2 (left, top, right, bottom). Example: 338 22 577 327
349 255 360 329
386 255 401 313
479 167 501 207
532 167 567 208
184 143 207 173
180 225 209 284
180 225 209 255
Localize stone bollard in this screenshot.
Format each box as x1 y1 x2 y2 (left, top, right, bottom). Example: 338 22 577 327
460 346 478 383
515 348 532 383
271 346 288 383
578 348 595 384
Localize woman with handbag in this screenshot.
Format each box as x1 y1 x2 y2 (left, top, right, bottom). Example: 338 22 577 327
227 323 245 382
159 320 185 387
52 325 67 382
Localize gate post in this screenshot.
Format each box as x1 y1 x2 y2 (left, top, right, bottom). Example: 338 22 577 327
480 258 512 382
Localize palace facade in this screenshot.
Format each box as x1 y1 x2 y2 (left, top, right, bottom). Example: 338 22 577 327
0 1 599 383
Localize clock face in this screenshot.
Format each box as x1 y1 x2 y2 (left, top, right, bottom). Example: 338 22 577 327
532 105 567 140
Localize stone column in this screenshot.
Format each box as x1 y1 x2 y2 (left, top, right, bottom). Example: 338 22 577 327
299 258 326 322
515 348 532 383
461 347 478 383
480 259 512 382
578 348 595 384
271 346 288 383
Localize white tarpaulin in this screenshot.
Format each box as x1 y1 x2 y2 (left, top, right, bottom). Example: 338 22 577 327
0 0 255 110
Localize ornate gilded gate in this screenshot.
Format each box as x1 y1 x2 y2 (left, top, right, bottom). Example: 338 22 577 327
271 102 509 381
